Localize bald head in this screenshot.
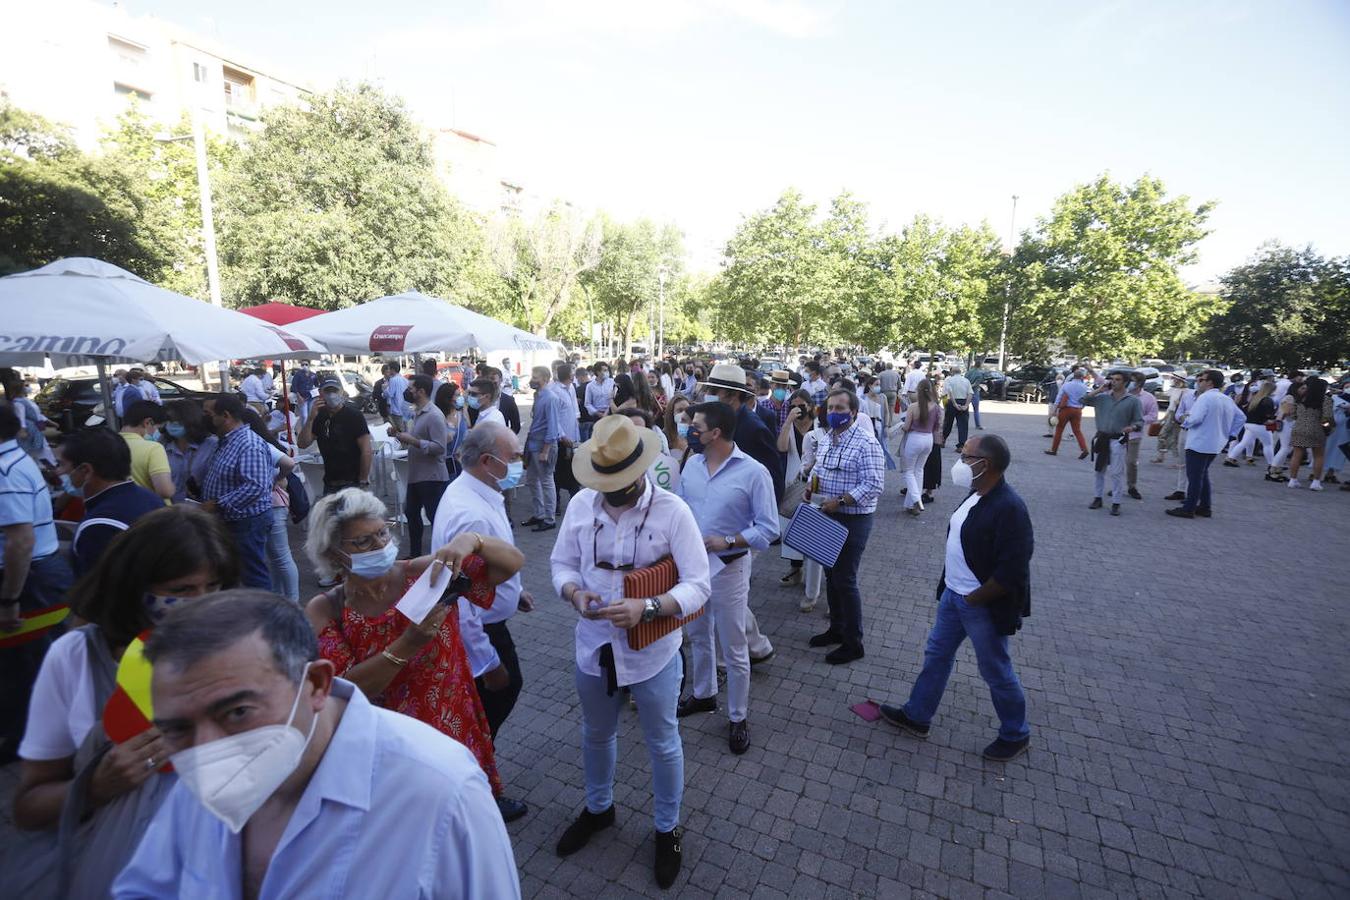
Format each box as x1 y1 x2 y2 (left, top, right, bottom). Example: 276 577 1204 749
460 422 518 472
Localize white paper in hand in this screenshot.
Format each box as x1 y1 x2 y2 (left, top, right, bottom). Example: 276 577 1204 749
394 564 448 625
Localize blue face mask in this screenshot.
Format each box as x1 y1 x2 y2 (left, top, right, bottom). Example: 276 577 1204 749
703 393 719 404
60 472 84 498
827 411 853 431
347 540 399 579
165 422 187 439
454 395 465 409
494 458 524 491
145 430 161 443
466 395 481 410
686 429 704 453
144 592 186 623
676 422 690 438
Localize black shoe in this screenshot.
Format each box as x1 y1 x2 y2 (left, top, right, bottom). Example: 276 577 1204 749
1127 487 1142 500
1164 491 1186 501
1110 504 1120 516
808 629 843 648
779 569 802 586
921 493 934 505
556 805 615 857
1222 459 1240 467
520 516 541 526
1088 498 1103 509
825 644 864 665
879 704 930 738
954 443 964 452
1265 473 1287 483
675 694 717 718
654 827 683 888
729 719 750 754
497 796 529 822
983 737 1030 761
1194 507 1211 518
749 649 775 667
1043 449 1057 455
1078 450 1090 460
531 521 556 532
1165 507 1194 519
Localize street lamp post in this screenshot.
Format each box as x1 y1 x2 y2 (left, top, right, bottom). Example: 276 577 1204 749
156 112 225 390
657 265 669 361
997 194 1019 374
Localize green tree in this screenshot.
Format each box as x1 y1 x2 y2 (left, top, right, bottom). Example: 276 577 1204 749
216 82 482 310
579 216 683 356
487 202 601 336
0 101 166 277
1203 243 1349 369
1007 174 1213 361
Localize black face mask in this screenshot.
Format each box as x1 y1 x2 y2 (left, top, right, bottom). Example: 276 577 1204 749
603 479 644 507
402 388 419 404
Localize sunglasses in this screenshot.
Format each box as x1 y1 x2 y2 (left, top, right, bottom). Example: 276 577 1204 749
592 501 655 570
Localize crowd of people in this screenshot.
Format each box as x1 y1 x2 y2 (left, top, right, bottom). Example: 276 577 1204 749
2 344 1338 896
1040 364 1350 517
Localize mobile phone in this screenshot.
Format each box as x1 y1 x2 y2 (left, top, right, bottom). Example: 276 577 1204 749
437 571 475 604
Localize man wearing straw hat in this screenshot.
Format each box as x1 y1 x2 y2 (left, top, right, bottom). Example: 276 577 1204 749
550 415 711 889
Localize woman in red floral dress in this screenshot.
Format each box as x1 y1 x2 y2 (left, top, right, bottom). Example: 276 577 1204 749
303 488 524 802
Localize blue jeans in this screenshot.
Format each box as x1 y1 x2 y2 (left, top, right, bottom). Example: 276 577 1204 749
903 588 1030 742
267 507 299 602
825 512 874 650
970 391 981 428
1183 449 1216 512
225 511 272 590
575 651 683 831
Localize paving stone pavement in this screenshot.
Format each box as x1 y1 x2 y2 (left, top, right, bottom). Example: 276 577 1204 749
2 401 1346 898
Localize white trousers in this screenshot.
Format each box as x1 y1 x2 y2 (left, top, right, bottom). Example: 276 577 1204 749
689 554 751 722
1273 421 1295 467
900 432 933 508
1227 423 1275 467
1094 437 1126 503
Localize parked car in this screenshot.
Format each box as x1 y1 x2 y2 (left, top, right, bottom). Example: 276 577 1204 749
320 369 379 415
435 362 473 390
36 375 214 434
1003 365 1067 403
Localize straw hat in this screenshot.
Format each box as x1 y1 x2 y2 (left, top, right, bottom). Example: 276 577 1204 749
573 415 663 491
770 370 792 385
701 362 753 395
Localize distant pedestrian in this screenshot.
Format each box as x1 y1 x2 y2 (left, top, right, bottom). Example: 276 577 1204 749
1045 367 1090 458
1166 369 1242 519
1082 371 1143 516
1125 372 1158 500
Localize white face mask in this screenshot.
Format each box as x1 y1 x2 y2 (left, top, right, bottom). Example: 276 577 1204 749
703 393 720 404
951 458 984 490
169 664 319 833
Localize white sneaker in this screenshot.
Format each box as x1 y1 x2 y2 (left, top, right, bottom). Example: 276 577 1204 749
1309 480 1323 491
1287 479 1301 489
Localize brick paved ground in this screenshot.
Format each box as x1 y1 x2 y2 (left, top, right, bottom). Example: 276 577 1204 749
3 401 1347 897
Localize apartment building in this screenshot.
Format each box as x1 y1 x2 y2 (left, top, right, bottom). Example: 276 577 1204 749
0 0 310 148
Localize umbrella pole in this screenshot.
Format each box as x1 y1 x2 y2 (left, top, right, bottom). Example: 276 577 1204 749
280 360 295 456
95 360 116 431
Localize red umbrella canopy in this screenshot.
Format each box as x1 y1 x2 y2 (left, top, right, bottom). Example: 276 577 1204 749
239 302 325 327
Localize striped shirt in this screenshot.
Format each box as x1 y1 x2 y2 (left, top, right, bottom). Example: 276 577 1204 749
812 419 886 515
202 425 274 520
0 439 57 560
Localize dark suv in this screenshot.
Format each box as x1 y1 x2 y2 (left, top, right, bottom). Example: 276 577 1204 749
36 375 213 434
1003 365 1067 403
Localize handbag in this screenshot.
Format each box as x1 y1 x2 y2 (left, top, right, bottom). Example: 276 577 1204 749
778 476 807 518
1264 420 1280 433
1147 421 1162 437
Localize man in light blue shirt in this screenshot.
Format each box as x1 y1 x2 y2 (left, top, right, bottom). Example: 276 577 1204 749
382 363 410 433
115 591 520 900
523 366 564 532
675 401 778 755
1 404 74 756
1168 369 1241 520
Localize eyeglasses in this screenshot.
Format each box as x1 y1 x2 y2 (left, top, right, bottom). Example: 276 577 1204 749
593 500 655 570
340 525 393 553
959 454 986 464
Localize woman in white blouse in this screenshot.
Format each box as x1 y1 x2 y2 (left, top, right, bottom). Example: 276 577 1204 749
788 392 830 612
8 505 238 898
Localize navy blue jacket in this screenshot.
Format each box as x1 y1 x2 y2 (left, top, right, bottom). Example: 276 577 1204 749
938 478 1034 635
734 404 785 504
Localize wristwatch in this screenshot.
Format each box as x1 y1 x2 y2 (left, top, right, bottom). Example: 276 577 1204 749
724 535 738 549
640 597 661 623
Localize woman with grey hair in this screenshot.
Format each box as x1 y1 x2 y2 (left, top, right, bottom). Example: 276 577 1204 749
302 488 525 813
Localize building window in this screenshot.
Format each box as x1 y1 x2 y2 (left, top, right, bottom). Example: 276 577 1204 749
108 35 147 67
193 62 208 83
222 65 256 113
113 83 153 101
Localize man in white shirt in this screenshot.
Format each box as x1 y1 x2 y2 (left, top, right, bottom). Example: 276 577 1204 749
940 368 974 450
240 367 269 416
498 358 515 396
430 422 531 822
115 591 520 900
903 360 926 402
1167 369 1240 519
584 362 615 420
466 378 506 429
550 416 710 890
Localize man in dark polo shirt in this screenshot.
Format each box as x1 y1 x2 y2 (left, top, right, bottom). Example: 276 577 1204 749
55 427 163 576
298 377 372 495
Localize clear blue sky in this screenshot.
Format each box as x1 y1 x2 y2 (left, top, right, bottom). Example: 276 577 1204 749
125 0 1349 281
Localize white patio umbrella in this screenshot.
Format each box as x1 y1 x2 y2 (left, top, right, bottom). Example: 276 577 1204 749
287 291 554 355
0 257 328 422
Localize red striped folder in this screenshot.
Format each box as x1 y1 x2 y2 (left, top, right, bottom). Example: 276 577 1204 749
624 556 704 650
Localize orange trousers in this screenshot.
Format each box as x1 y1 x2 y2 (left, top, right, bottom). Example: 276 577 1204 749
1051 407 1087 453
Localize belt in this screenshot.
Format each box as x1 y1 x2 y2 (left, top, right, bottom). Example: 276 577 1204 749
718 551 748 563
